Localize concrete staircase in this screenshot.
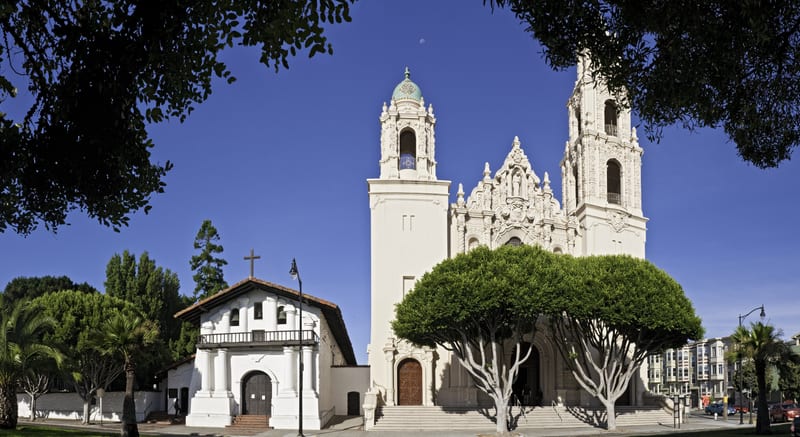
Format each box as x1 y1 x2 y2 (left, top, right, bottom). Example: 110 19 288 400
372 405 672 431
225 415 271 435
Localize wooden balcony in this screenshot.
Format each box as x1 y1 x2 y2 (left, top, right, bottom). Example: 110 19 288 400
197 330 318 349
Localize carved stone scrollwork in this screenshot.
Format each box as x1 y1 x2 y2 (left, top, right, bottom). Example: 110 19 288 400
607 210 629 233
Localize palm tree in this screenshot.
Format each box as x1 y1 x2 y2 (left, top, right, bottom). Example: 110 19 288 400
91 311 158 437
0 296 61 429
731 322 794 434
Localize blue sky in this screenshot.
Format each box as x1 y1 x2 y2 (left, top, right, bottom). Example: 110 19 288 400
2 1 799 364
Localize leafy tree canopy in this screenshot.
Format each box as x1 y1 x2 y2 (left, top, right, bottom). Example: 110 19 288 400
731 322 797 434
490 0 800 168
190 219 228 300
393 245 571 433
32 290 142 355
0 0 354 234
0 296 61 429
394 246 702 432
2 275 97 305
105 250 182 343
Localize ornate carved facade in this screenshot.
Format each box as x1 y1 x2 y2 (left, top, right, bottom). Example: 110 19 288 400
367 63 648 412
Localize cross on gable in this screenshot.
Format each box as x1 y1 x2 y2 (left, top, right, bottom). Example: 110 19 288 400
244 248 261 278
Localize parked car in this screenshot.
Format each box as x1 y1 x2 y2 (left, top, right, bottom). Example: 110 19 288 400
705 402 736 416
769 402 800 423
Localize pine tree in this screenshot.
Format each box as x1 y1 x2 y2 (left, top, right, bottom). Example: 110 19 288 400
190 220 228 300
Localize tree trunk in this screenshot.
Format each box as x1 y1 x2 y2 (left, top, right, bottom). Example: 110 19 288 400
82 399 91 424
491 391 509 433
122 364 139 437
0 381 18 429
28 394 35 421
602 398 617 431
755 359 770 434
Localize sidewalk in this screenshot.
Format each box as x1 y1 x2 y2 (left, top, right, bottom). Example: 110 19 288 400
19 413 749 437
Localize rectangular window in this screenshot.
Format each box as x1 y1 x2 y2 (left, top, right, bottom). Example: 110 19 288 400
277 306 287 325
168 388 178 399
402 276 416 298
254 302 263 320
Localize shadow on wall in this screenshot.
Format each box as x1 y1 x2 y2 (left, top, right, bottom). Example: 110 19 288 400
17 391 163 423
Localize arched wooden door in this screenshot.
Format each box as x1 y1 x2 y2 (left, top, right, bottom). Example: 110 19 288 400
242 371 272 415
397 359 422 405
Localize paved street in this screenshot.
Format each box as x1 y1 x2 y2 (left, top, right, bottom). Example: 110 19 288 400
19 411 766 437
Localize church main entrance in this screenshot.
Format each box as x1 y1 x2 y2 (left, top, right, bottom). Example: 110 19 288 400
242 371 272 415
397 359 422 405
512 343 541 406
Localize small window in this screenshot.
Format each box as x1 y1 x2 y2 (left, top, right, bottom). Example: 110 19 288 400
604 100 618 136
399 130 416 170
168 388 178 399
254 302 263 320
573 166 580 205
606 160 621 204
277 306 287 325
230 308 240 327
505 237 522 246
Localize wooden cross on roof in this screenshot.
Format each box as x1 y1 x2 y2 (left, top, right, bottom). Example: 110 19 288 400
244 248 261 278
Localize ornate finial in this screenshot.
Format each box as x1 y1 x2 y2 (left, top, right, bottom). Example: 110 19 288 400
382 101 388 114
457 183 465 206
404 66 410 79
543 172 551 188
428 104 434 115
483 162 491 181
419 96 425 107
512 136 521 149
631 126 638 140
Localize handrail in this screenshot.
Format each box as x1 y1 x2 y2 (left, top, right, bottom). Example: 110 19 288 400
198 329 318 346
551 400 563 422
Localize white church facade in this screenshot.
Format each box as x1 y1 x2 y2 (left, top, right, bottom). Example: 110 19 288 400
172 277 368 430
161 62 658 431
365 61 651 418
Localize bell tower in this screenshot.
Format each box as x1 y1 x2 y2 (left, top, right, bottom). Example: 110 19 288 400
367 69 450 406
378 67 438 180
561 56 648 257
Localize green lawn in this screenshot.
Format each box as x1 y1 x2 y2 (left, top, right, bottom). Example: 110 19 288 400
0 426 115 437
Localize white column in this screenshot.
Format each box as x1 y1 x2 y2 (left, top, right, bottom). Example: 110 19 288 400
266 297 277 331
198 349 211 394
286 307 296 331
239 300 248 332
302 346 314 394
283 346 296 394
424 347 434 406
214 348 228 396
383 345 395 406
220 311 231 334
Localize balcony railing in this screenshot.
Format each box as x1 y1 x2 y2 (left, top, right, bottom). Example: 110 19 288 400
607 192 621 204
605 124 618 136
197 330 318 349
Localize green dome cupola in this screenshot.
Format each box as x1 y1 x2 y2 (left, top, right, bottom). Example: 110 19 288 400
391 67 422 101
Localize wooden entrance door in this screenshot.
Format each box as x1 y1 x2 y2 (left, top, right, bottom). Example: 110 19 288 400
347 391 360 415
242 372 271 415
397 359 422 405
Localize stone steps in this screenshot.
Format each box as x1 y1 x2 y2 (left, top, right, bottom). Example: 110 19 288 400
225 415 271 435
372 405 672 431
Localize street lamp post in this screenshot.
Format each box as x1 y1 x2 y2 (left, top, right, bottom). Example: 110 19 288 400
737 305 765 425
289 258 304 437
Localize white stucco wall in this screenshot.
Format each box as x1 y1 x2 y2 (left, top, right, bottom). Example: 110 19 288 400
330 366 370 415
17 391 162 422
